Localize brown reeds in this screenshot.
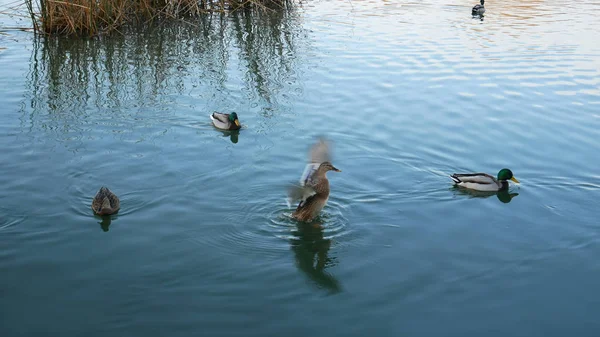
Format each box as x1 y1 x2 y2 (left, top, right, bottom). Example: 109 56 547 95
24 0 293 36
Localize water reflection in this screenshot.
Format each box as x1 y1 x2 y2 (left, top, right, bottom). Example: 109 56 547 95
95 214 116 232
290 220 341 293
21 9 306 140
465 0 569 31
472 14 484 22
452 187 519 203
230 8 304 111
218 129 240 144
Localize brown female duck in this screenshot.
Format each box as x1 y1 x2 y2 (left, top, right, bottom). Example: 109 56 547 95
292 161 341 222
91 187 120 215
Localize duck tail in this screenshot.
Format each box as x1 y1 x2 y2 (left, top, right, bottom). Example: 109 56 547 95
450 175 461 184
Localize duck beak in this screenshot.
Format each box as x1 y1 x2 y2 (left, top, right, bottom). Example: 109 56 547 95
234 119 240 127
510 177 520 183
332 166 341 172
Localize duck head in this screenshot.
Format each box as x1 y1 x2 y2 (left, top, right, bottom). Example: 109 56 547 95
228 112 240 127
318 161 341 173
497 168 519 183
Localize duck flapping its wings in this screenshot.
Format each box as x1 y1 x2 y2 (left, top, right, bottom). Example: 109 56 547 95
287 138 332 207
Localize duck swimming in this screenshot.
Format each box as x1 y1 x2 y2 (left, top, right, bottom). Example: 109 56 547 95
292 161 341 222
472 0 486 16
210 112 241 130
91 187 120 215
450 168 519 192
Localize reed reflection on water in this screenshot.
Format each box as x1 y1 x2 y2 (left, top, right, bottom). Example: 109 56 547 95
22 8 306 141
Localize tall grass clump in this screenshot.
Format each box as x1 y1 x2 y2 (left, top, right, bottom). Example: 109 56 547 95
24 0 294 36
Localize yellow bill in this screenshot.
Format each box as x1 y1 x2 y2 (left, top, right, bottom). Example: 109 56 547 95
510 177 520 183
234 119 240 127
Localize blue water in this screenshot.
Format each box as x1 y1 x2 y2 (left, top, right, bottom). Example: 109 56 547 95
1 1 600 336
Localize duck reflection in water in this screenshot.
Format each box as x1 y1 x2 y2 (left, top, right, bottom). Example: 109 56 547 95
452 187 519 203
95 214 116 232
219 129 240 144
290 219 341 293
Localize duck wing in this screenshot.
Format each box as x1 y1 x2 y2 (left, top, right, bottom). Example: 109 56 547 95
210 112 230 129
287 183 317 206
299 163 320 186
451 173 497 184
296 189 319 210
309 138 331 163
292 188 330 222
472 4 485 14
299 138 332 185
106 191 120 210
297 186 317 209
288 137 332 210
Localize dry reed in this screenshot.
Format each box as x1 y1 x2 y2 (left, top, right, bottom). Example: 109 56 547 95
24 0 293 36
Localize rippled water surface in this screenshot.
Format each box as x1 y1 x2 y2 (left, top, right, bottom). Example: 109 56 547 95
2 0 600 336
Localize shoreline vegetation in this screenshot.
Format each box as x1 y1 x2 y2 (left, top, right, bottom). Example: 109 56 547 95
21 0 294 36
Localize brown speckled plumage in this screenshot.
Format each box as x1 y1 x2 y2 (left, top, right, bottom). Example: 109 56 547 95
91 187 120 215
292 162 340 222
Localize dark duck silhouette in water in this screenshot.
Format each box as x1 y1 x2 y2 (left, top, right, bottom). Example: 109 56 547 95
91 187 120 215
472 0 486 16
288 138 341 222
290 220 341 292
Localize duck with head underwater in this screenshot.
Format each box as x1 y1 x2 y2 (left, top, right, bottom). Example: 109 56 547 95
472 0 486 16
210 112 241 130
450 168 519 192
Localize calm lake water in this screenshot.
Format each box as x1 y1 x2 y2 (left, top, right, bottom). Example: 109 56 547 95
1 0 600 336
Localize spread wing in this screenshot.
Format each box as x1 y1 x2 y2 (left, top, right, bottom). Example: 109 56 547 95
309 138 331 163
287 137 331 208
299 163 320 186
287 184 316 208
295 189 318 210
299 138 331 185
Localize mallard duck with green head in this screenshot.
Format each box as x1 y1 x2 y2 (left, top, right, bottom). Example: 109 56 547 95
91 187 120 215
450 168 519 192
210 112 241 130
